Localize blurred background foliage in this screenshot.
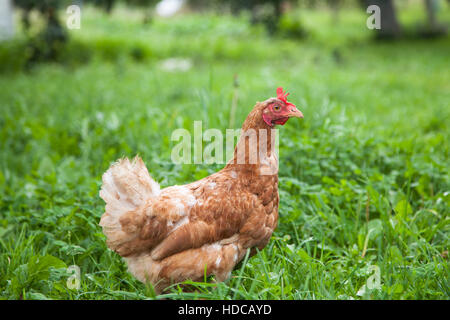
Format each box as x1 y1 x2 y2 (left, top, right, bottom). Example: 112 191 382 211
2 0 449 71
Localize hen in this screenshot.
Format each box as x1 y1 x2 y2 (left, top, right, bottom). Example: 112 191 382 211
99 87 303 293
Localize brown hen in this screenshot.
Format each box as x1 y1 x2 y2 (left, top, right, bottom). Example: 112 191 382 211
99 87 303 293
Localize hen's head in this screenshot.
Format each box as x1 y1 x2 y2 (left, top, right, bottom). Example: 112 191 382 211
261 87 303 127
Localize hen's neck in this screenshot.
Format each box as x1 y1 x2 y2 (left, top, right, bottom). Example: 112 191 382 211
225 103 277 172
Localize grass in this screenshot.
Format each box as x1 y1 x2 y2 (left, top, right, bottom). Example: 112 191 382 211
0 5 449 300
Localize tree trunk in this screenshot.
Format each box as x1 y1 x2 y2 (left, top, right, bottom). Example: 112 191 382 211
422 0 447 37
425 0 438 29
365 0 401 39
105 0 115 14
327 0 341 24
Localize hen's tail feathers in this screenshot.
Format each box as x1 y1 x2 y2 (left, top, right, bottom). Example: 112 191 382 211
99 156 160 250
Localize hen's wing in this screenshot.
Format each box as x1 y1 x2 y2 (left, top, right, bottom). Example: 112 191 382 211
149 170 277 261
100 157 277 262
100 157 278 292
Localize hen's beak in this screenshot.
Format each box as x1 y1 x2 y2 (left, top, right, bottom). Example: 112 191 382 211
288 107 304 119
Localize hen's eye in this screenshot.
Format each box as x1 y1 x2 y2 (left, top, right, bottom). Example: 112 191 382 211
273 105 281 111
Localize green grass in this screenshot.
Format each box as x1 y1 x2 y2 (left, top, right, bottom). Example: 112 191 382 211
0 5 449 300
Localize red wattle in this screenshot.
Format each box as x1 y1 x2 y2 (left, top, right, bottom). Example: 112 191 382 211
262 113 273 127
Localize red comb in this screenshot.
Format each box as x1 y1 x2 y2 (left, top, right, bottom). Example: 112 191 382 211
276 87 295 107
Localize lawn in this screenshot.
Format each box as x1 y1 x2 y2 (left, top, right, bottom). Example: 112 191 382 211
0 5 449 299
